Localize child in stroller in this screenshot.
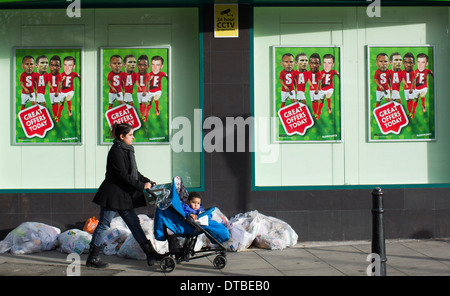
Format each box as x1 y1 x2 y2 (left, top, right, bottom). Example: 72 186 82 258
182 191 204 222
149 177 229 272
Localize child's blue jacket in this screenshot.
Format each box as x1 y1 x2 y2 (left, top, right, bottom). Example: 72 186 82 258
181 202 204 217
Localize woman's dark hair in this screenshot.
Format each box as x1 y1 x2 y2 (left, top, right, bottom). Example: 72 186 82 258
111 123 133 141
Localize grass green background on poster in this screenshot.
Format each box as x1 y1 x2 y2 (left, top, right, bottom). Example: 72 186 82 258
274 46 341 142
14 47 82 144
368 46 435 141
101 47 169 144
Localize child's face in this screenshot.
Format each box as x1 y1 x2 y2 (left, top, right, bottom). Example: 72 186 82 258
63 60 76 75
124 57 137 73
417 57 428 72
390 55 402 70
21 58 35 74
151 59 163 74
403 57 415 72
137 59 149 74
296 55 308 71
37 58 49 73
375 55 389 71
280 55 294 72
109 57 122 74
309 57 321 73
323 58 334 72
189 197 201 211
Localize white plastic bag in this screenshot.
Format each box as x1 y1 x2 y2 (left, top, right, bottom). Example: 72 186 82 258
102 227 131 255
211 207 230 226
117 233 146 260
0 222 60 255
227 223 255 252
226 210 298 251
252 214 298 250
116 215 168 260
101 216 132 256
226 211 261 252
57 229 92 254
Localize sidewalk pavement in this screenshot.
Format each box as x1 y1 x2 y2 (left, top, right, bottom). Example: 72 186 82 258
0 238 449 277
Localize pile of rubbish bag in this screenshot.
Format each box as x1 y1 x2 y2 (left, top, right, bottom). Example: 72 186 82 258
0 209 298 257
0 222 60 255
226 210 298 252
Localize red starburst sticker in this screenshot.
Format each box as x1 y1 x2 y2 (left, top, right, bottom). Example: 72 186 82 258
105 104 141 131
278 102 314 136
18 104 54 138
373 101 409 135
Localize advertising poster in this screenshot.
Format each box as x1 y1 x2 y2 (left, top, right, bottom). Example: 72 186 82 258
14 47 82 144
367 45 435 141
100 47 170 144
273 46 342 143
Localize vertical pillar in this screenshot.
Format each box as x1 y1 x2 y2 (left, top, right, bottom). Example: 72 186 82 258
371 187 387 276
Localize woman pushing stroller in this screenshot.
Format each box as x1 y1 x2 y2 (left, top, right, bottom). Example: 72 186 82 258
86 123 164 268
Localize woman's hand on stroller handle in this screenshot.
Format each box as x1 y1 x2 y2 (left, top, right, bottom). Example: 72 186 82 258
144 180 159 200
144 181 157 190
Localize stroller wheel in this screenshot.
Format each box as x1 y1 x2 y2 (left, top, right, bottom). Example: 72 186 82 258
213 255 227 269
160 256 176 273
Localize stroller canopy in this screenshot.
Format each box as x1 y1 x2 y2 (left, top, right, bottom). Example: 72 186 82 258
154 177 193 241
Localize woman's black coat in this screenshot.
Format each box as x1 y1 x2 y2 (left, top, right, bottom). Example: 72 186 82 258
93 142 150 210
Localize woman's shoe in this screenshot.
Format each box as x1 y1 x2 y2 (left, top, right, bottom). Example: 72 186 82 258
86 244 109 268
140 240 165 266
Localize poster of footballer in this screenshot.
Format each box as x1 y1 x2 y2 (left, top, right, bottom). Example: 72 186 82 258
13 47 82 144
100 47 170 144
367 45 436 142
273 46 342 143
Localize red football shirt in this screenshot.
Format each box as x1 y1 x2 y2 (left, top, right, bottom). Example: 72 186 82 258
295 71 308 92
61 72 80 93
107 71 123 93
47 73 62 93
279 70 297 92
390 70 402 91
122 72 137 94
414 69 432 90
307 71 322 91
136 72 150 92
20 72 36 94
401 70 415 90
320 69 339 91
374 69 391 91
34 73 49 94
149 71 168 93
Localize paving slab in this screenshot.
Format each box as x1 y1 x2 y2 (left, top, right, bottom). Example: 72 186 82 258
0 239 449 277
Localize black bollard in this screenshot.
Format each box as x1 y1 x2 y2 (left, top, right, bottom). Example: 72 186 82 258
371 187 387 276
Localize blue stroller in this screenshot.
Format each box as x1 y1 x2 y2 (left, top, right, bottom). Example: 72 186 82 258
147 177 229 273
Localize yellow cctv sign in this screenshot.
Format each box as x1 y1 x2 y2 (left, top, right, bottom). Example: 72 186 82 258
214 4 238 38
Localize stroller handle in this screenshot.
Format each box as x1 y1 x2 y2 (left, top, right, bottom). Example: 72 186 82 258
145 186 172 210
145 189 158 199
